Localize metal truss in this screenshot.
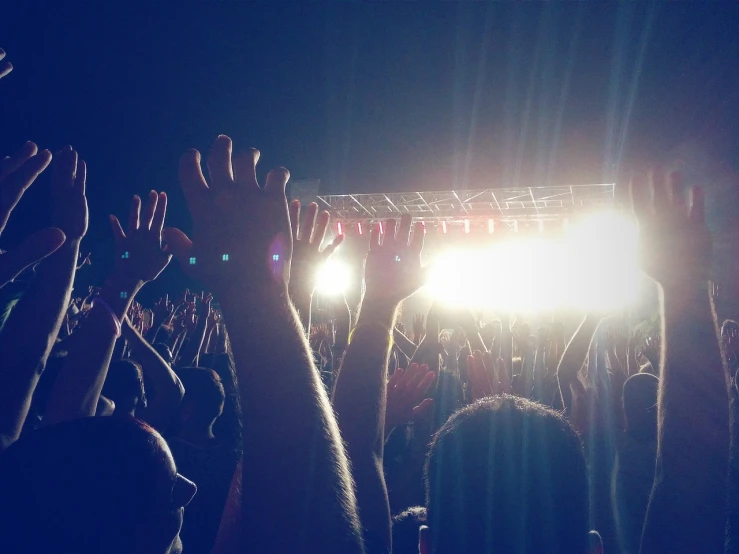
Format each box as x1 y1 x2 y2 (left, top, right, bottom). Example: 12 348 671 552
317 184 616 228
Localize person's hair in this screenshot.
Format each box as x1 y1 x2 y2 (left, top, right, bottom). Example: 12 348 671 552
0 417 176 554
102 359 146 415
392 506 427 554
425 395 589 554
623 373 659 441
177 367 225 426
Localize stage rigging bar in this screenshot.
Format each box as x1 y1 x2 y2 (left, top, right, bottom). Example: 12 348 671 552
317 184 615 230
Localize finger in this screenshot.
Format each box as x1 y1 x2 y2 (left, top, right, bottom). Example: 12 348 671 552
109 215 126 245
127 195 141 234
313 210 330 246
178 149 209 208
75 159 86 196
400 362 420 389
0 141 38 181
141 190 158 231
412 398 434 417
369 222 381 250
52 147 78 191
629 173 651 223
152 192 167 235
0 227 66 288
323 233 344 257
289 199 300 240
0 61 11 80
410 221 425 253
407 363 429 390
299 202 318 243
162 227 194 259
649 167 668 215
416 370 436 396
397 214 412 246
232 147 261 188
264 167 290 195
207 134 234 186
387 366 403 390
0 150 52 234
668 171 686 215
689 186 705 225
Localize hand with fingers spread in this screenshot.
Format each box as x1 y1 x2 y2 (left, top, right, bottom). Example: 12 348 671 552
163 135 292 291
385 362 435 433
288 200 342 330
364 214 427 309
109 191 171 287
288 200 343 296
0 48 12 80
0 142 65 288
153 294 175 326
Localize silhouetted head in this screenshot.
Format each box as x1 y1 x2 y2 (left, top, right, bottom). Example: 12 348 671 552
623 373 659 441
0 416 196 554
177 367 225 429
102 359 146 416
393 506 427 554
423 395 591 554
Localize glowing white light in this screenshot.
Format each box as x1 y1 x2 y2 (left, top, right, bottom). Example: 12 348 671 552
315 260 351 296
427 210 640 313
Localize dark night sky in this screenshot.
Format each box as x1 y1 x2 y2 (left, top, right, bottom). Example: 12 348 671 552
1 2 738 296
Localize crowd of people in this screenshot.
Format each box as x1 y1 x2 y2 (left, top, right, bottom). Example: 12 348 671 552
0 47 737 554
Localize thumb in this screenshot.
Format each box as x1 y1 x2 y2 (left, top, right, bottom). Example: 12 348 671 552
0 227 66 288
162 227 193 260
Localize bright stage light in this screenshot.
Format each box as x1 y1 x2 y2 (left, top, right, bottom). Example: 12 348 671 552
427 210 641 313
315 259 352 296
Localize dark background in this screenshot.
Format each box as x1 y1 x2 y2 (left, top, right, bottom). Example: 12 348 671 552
1 2 738 300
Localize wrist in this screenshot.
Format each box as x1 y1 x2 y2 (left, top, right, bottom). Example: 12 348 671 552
356 294 398 329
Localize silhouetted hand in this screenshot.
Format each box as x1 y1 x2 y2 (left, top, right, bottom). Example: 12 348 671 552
288 200 343 297
163 135 292 290
109 191 171 286
467 350 504 401
50 146 88 240
385 362 435 431
631 169 712 289
364 214 426 306
0 49 12 80
0 142 65 287
153 294 174 325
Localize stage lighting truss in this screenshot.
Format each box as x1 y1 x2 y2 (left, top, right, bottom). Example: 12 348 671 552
317 184 615 231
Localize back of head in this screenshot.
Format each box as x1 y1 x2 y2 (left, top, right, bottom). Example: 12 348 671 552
178 367 225 426
103 359 145 415
393 506 427 554
425 395 589 554
623 373 658 441
0 417 173 554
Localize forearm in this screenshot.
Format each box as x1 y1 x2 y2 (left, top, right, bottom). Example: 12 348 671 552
126 322 184 429
0 240 78 444
556 315 600 413
641 285 729 553
178 317 207 367
332 295 395 551
392 327 417 360
43 277 138 425
289 287 312 334
220 282 364 553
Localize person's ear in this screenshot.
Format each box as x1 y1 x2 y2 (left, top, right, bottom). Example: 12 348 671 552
588 530 603 554
419 525 430 554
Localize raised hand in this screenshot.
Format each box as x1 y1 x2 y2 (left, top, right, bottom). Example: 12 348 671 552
0 143 65 287
109 191 171 287
467 350 499 402
631 169 711 289
153 294 175 324
385 362 435 433
0 49 12 80
288 200 343 296
51 146 88 241
364 214 426 305
163 135 292 290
